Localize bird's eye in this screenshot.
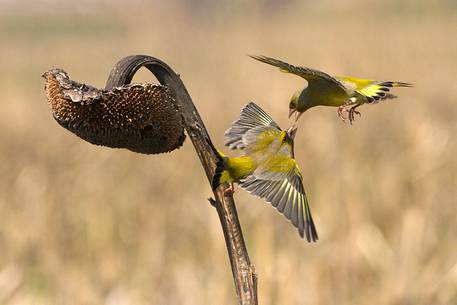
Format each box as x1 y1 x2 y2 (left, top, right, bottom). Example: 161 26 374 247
289 102 294 109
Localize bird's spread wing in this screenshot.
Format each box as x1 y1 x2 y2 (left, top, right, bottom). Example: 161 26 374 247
225 102 281 150
239 152 318 242
336 76 413 103
250 55 347 92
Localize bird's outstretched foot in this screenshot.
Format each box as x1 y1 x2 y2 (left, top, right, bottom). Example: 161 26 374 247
337 105 349 123
348 105 362 124
223 183 235 196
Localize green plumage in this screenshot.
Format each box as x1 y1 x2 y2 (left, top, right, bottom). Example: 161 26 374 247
250 55 413 122
210 103 318 242
212 155 256 189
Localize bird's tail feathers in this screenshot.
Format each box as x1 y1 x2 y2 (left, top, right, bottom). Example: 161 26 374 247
380 81 413 88
206 137 227 191
381 93 398 101
212 159 227 191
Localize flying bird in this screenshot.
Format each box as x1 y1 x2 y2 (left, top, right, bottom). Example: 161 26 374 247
250 55 413 123
209 102 318 242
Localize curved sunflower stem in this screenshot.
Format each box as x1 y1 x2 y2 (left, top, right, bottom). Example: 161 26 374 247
106 55 258 305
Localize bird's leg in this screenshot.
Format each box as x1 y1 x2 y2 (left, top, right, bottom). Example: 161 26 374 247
337 105 349 123
223 182 235 196
348 104 362 124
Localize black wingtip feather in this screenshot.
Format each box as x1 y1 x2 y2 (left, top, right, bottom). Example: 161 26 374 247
395 82 414 87
308 217 319 242
304 208 319 242
249 54 268 61
249 54 287 69
380 81 393 87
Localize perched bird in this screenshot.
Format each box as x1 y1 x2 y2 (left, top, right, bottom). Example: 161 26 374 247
209 102 318 242
250 55 413 123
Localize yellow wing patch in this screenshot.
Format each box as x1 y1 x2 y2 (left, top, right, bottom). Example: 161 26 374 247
262 155 296 174
358 81 412 103
358 83 392 103
242 128 283 156
337 76 413 103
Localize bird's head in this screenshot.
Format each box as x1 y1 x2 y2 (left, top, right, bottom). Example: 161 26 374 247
288 88 310 121
288 94 299 119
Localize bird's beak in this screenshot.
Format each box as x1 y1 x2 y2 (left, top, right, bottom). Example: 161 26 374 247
287 125 298 140
289 108 296 119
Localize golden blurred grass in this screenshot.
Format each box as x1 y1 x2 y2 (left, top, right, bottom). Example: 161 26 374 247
0 1 456 304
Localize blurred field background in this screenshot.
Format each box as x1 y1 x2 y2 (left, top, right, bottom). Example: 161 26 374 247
1 0 456 304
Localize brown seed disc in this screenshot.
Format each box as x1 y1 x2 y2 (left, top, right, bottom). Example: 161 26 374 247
43 68 185 154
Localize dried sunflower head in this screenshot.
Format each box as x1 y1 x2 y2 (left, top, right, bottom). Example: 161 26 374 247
43 68 185 154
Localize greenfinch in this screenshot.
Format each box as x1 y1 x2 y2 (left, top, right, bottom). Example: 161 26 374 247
210 102 318 242
250 55 413 123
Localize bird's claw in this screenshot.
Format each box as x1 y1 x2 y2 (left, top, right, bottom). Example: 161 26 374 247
337 105 349 123
338 105 361 124
348 105 362 124
223 183 235 196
